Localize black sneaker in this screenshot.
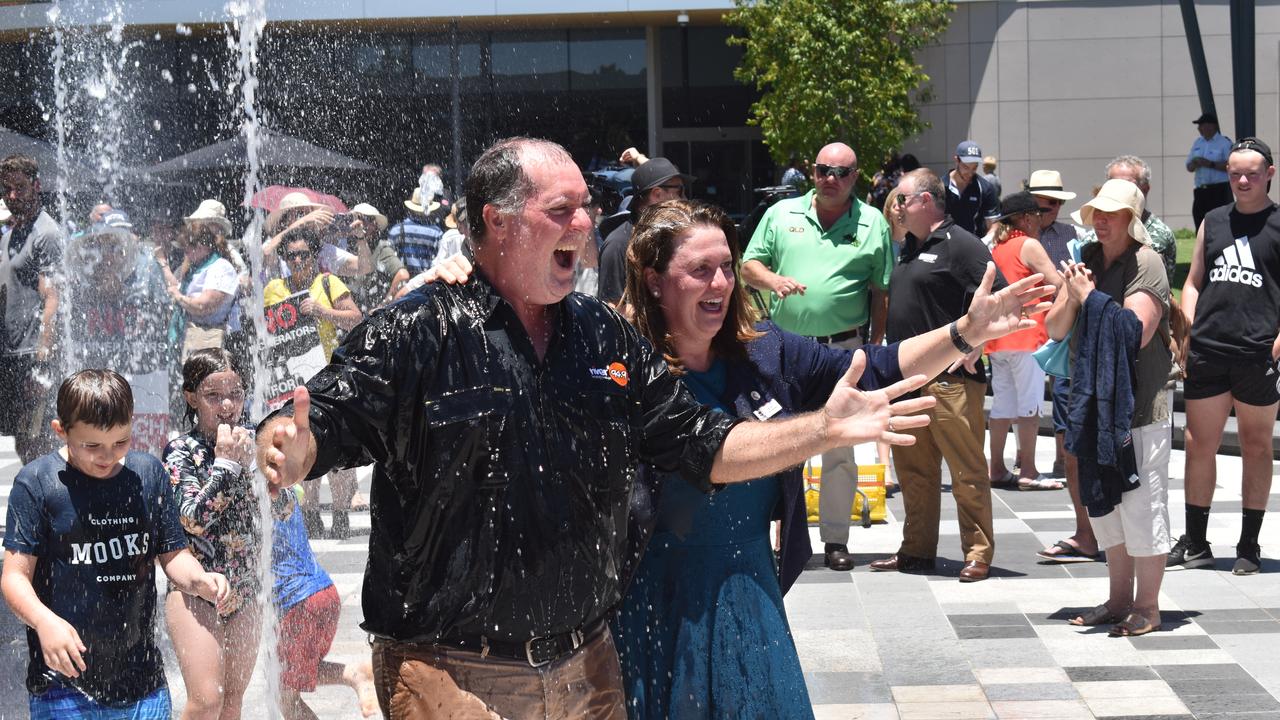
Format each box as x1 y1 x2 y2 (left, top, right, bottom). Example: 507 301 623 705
1233 543 1262 575
1167 534 1214 569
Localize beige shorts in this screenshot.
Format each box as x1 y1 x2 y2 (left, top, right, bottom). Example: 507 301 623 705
1088 419 1172 557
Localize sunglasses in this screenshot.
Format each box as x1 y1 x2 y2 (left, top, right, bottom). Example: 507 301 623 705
815 164 856 179
657 183 686 194
1037 198 1064 207
895 191 926 207
284 249 314 261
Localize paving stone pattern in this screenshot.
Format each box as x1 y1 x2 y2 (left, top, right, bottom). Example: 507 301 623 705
792 440 1280 719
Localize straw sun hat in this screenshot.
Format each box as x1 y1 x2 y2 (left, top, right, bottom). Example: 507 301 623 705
1070 179 1150 245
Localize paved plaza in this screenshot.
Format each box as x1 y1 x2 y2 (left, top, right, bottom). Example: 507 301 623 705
0 433 1276 718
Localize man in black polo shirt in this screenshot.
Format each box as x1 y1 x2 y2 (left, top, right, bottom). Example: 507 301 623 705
871 168 1007 583
946 141 1001 238
1174 137 1280 576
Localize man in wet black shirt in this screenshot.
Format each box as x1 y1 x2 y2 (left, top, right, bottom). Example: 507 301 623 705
257 137 934 718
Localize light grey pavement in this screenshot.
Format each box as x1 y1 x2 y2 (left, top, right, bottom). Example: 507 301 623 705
790 437 1280 720
0 430 1277 719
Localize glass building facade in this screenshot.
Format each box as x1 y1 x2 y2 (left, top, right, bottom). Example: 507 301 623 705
0 21 773 223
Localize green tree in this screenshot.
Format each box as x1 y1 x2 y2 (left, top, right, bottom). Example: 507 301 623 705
727 0 953 183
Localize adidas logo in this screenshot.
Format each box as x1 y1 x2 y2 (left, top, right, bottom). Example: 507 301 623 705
1209 236 1264 287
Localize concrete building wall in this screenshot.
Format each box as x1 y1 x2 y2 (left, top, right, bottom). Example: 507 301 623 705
909 0 1280 231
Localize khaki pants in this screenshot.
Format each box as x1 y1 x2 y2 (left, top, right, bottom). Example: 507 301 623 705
891 376 994 564
371 625 626 720
819 334 863 545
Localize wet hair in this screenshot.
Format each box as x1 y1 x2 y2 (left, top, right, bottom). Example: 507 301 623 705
181 348 248 426
57 369 133 431
0 154 39 181
465 137 574 245
620 199 761 375
901 168 946 212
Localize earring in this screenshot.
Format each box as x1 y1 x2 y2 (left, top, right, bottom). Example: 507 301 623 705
653 290 660 298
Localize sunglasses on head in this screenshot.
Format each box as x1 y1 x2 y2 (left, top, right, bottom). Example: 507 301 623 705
815 164 855 179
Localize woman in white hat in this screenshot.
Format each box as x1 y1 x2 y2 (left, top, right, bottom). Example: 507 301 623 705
161 200 243 360
1045 179 1172 637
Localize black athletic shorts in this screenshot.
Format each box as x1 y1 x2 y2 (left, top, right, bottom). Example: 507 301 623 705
1183 351 1280 406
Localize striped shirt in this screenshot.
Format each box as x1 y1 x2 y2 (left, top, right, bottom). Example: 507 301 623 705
390 216 444 275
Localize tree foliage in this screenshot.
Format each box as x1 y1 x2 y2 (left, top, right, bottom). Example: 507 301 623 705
727 0 953 182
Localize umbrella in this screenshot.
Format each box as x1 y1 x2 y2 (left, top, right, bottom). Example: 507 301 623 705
247 185 348 213
146 127 375 175
0 126 99 192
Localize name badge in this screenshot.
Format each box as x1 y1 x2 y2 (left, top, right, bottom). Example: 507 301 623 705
753 398 783 421
919 253 938 263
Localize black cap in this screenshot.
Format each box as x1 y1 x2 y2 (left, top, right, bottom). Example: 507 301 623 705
996 191 1045 222
1230 137 1274 167
631 157 695 193
1193 112 1218 125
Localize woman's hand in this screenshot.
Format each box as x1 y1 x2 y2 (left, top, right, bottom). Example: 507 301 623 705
1060 261 1095 304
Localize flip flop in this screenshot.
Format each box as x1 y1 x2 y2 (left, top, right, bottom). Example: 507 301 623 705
1019 475 1066 491
990 471 1018 489
1038 540 1102 563
1069 604 1122 627
1109 612 1159 637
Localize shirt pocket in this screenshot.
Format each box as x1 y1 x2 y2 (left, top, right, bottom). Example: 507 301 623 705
422 386 513 489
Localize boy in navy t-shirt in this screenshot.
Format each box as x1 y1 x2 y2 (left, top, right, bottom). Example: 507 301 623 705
2 369 229 718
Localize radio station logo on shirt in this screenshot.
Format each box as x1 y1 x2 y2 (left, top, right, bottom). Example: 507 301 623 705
588 362 629 387
1210 237 1264 288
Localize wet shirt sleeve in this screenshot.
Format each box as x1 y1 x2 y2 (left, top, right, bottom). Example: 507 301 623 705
3 465 47 556
262 299 437 478
162 435 239 535
630 334 741 492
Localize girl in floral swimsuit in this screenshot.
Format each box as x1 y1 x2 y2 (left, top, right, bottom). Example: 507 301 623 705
163 348 288 718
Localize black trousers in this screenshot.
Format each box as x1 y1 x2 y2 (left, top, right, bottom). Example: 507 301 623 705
1192 182 1232 232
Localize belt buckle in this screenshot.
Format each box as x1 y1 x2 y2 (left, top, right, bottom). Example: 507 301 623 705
524 629 584 668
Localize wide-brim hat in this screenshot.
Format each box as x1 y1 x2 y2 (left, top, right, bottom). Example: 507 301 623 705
1026 170 1077 200
404 187 441 215
631 157 695 193
1071 179 1150 245
185 198 233 235
266 192 328 233
995 191 1045 222
350 202 388 231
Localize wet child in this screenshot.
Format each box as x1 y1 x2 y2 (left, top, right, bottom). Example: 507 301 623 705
273 484 379 719
1 369 229 719
164 348 281 719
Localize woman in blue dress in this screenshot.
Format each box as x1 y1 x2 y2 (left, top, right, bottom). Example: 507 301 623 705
610 199 1054 719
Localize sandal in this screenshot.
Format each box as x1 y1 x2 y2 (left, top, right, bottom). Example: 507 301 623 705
1069 604 1121 627
990 471 1018 489
1019 475 1065 491
1038 540 1102 563
1109 612 1159 637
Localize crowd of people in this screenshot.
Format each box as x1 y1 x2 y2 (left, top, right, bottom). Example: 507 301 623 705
0 120 1274 719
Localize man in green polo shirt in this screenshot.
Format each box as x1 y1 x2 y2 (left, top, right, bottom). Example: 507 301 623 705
742 141 893 571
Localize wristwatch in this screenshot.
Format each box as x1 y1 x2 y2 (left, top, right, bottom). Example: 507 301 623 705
949 321 974 354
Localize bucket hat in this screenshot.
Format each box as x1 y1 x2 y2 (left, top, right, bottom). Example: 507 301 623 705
1071 179 1149 245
